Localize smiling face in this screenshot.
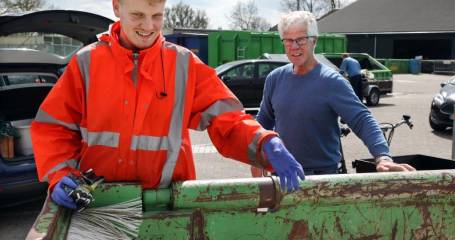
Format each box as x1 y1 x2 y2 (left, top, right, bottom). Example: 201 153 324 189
113 0 165 50
282 24 318 74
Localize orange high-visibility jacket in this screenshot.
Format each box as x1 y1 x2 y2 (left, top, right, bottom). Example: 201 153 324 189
31 22 276 189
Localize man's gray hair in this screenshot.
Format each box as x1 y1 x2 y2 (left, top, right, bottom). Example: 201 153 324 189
278 11 318 38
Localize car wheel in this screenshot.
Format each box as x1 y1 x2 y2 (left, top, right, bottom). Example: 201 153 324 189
429 115 447 132
366 88 380 106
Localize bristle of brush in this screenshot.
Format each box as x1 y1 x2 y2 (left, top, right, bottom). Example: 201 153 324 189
67 198 142 240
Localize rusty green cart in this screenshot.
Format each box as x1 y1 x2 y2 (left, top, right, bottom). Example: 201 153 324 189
27 169 455 239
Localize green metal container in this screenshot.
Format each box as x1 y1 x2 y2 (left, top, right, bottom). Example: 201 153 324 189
380 59 410 74
314 34 347 55
208 31 346 67
323 53 393 81
27 170 455 239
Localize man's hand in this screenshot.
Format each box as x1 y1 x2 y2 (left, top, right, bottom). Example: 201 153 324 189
375 156 416 172
263 137 305 192
51 176 78 209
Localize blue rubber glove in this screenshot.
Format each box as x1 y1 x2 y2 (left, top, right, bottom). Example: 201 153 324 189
51 176 78 209
263 137 305 192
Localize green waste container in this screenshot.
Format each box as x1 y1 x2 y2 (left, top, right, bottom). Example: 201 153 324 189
208 31 346 67
314 34 347 54
382 59 410 73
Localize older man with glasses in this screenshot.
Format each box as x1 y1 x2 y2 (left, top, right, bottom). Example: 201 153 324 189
253 11 415 177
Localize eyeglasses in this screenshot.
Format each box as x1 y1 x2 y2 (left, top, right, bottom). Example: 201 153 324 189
281 36 314 47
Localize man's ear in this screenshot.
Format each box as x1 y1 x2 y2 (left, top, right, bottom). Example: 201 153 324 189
113 0 121 18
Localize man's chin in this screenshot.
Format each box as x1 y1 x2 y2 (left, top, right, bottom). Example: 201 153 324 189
133 37 158 50
132 41 154 50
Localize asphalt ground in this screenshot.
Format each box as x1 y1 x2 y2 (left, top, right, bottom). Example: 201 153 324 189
192 73 454 177
1 73 453 239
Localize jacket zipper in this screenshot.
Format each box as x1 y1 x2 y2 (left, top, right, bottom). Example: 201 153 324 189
132 51 139 87
128 51 140 173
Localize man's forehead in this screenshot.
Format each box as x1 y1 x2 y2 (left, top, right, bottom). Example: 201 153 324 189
120 0 166 5
146 0 165 5
283 26 308 35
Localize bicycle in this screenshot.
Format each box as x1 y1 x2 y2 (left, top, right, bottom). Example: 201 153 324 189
339 115 413 173
378 115 413 147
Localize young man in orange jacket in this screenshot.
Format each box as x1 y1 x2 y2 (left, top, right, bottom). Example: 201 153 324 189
31 0 304 209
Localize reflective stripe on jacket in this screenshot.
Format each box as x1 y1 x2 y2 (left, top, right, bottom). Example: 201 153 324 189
31 21 276 189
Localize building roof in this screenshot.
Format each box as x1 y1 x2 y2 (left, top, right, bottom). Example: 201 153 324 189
318 0 455 34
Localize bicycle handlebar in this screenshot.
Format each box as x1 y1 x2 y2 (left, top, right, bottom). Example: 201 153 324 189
380 115 413 131
379 115 413 146
339 115 412 146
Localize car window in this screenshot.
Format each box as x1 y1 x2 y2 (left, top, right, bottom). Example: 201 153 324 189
258 63 285 78
1 73 58 86
0 32 83 58
215 61 238 74
223 63 255 80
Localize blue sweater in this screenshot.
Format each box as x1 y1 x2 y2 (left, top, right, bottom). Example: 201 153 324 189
257 63 389 170
339 57 361 77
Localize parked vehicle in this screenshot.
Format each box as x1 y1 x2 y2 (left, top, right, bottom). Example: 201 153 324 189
215 59 288 108
429 75 455 131
323 53 394 106
215 54 336 108
0 10 112 208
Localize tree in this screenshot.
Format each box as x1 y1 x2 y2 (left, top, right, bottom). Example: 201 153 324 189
280 0 353 18
164 2 209 30
0 0 47 15
228 0 270 31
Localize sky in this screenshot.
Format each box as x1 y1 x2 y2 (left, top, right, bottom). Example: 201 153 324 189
48 0 284 29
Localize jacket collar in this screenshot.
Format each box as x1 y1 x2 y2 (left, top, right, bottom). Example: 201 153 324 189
100 21 164 63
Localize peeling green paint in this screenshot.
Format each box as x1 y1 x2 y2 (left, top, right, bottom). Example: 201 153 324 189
27 170 455 240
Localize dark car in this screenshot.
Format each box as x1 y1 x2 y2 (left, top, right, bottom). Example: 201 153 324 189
215 53 386 108
215 54 339 108
215 59 288 108
429 75 455 131
0 10 112 208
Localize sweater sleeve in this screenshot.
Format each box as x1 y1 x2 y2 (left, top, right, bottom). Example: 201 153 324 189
329 74 390 157
256 70 276 130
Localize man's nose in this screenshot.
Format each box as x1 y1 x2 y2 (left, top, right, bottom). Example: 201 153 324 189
141 17 155 30
290 40 300 49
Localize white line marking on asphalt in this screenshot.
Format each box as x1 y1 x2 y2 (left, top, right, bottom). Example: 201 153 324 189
192 143 217 154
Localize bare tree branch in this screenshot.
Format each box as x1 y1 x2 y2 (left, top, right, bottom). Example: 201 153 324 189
228 0 270 31
164 2 209 30
280 0 354 18
1 0 46 15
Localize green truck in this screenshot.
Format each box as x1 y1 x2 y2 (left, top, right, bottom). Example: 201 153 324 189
323 53 394 106
27 169 455 239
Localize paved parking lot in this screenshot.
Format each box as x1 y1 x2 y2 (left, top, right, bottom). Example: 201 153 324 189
192 73 454 177
1 73 453 239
